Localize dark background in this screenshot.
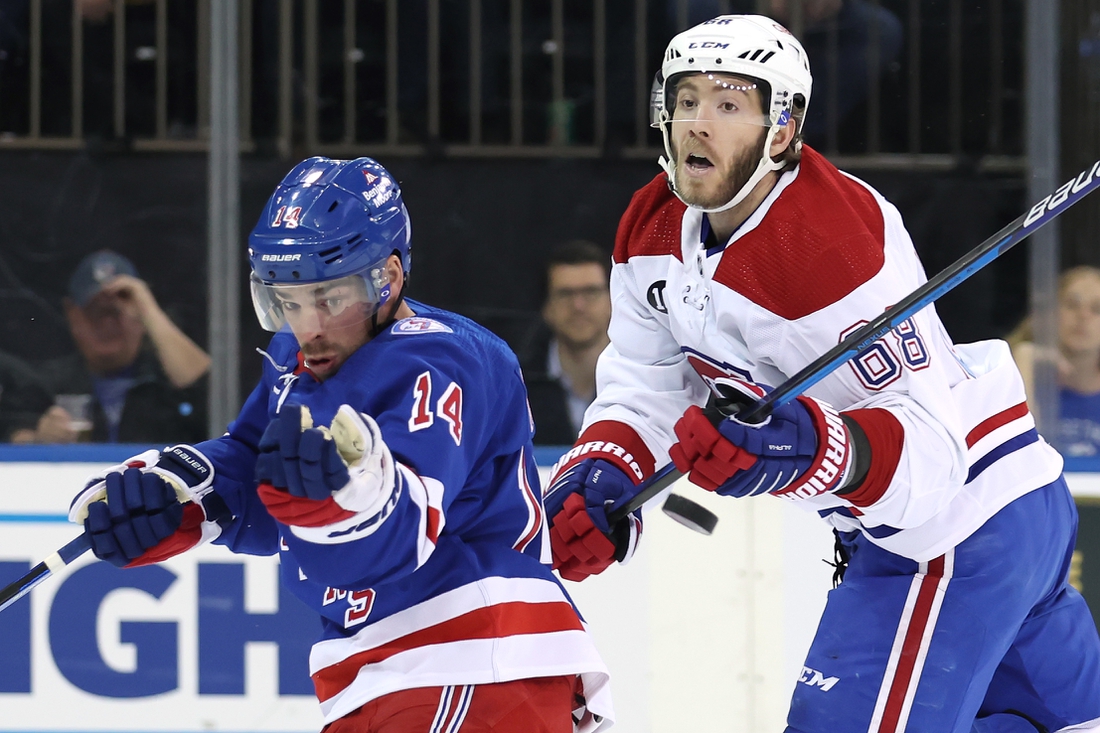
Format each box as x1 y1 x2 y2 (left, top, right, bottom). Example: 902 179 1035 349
1075 501 1100 627
0 150 1030 397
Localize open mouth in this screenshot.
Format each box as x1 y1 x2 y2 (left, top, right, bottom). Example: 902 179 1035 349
304 354 335 373
684 153 714 173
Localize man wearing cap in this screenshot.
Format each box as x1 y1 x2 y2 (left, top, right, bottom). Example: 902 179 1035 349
34 249 210 443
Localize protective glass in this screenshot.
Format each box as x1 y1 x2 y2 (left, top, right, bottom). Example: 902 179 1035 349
652 73 773 129
250 268 391 334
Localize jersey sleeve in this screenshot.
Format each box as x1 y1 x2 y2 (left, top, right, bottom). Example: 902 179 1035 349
191 335 306 558
279 335 516 589
569 261 708 479
549 178 709 484
195 376 282 556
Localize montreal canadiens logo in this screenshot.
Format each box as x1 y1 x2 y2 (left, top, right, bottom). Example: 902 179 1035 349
394 317 453 335
682 346 752 391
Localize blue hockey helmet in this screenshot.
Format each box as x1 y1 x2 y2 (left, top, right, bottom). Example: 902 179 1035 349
248 157 411 333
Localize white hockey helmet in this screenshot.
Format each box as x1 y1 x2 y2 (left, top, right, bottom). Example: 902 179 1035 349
652 15 813 213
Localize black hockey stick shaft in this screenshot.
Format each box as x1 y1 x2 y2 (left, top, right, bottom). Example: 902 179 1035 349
609 158 1100 523
0 533 91 614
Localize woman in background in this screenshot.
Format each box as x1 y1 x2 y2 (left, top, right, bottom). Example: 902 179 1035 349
1009 265 1100 457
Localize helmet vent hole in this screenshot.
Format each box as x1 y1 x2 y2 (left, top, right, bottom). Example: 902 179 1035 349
715 58 722 65
347 233 362 244
327 200 340 212
319 245 341 257
737 50 751 59
267 270 276 278
292 271 300 279
759 51 776 63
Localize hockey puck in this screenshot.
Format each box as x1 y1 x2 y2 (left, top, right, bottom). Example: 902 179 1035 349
661 493 719 535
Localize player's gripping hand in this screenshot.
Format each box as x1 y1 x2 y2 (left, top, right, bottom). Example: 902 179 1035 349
255 403 398 529
544 458 642 582
669 378 854 500
68 445 223 567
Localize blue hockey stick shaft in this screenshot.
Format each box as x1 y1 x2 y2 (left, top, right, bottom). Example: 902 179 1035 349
0 533 91 615
609 158 1100 524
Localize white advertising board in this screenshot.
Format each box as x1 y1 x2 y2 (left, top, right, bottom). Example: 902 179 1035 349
0 461 323 733
3 450 1095 733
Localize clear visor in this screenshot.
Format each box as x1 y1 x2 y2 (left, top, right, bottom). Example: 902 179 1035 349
250 268 392 334
651 74 773 128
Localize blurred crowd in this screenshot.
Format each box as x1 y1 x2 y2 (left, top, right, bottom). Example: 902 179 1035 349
0 239 613 448
10 244 1096 457
0 0 1087 454
0 250 208 446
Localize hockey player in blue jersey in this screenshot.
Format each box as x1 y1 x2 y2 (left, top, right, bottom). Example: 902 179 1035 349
67 157 613 732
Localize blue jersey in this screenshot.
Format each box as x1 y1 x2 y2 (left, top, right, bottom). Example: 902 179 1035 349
1057 387 1100 458
195 301 612 730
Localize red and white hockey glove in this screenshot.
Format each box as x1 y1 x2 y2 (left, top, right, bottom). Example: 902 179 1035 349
255 404 403 537
670 378 861 500
544 458 642 582
69 445 229 567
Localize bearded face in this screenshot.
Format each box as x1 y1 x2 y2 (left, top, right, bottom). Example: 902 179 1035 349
671 126 768 210
667 74 771 210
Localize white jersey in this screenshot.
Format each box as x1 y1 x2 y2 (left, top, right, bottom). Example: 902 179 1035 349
569 147 1062 562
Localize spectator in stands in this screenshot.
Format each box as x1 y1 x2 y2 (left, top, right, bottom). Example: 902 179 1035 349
0 350 53 443
1009 266 1100 457
518 240 612 446
33 250 209 444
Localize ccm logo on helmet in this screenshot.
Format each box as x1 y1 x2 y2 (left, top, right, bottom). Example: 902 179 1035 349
261 254 302 262
687 41 730 49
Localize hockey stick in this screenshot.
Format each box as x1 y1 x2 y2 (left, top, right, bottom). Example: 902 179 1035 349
609 158 1100 525
0 533 91 614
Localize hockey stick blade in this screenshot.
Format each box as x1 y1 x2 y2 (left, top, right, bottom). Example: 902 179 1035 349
610 157 1100 524
0 533 91 615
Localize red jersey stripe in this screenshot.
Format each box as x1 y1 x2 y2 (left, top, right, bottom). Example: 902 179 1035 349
312 601 585 702
965 402 1030 448
877 555 946 733
515 450 543 552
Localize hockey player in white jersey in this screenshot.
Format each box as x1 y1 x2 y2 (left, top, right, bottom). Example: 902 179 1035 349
67 157 613 732
543 14 1100 733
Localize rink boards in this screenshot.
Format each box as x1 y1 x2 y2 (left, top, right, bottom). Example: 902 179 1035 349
0 446 1098 733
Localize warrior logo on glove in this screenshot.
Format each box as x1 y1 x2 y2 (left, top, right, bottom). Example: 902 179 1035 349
669 377 856 500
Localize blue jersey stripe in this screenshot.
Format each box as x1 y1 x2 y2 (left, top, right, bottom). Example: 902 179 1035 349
966 429 1039 484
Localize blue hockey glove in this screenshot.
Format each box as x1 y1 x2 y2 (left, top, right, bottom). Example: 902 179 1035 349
256 403 399 530
544 458 642 582
68 445 225 567
669 378 855 500
83 469 184 566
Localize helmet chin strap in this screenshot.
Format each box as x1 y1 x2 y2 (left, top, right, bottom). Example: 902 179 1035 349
659 115 786 215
